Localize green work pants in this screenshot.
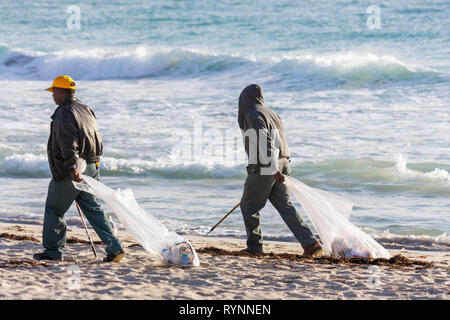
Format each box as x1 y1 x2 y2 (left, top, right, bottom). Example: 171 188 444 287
42 163 123 259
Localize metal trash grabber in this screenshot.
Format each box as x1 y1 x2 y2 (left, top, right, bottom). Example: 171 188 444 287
75 202 98 259
206 202 240 236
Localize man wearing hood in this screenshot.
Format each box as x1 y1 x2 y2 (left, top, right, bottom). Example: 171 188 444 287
238 84 323 257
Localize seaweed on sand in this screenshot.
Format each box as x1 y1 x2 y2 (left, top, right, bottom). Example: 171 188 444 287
197 247 434 269
0 233 39 242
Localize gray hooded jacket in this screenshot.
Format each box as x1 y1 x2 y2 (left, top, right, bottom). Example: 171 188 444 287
238 84 290 174
47 97 103 181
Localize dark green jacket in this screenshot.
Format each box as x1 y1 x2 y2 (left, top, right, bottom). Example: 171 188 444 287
47 97 103 181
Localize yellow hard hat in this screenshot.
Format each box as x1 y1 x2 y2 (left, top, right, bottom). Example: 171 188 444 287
45 75 76 92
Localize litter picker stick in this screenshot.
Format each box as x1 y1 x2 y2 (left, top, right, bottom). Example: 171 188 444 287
206 202 240 236
75 202 98 259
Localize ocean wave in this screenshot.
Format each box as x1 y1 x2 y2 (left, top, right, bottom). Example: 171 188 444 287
0 46 247 80
372 231 450 252
298 155 450 196
100 156 246 179
1 153 449 195
0 45 443 87
266 52 442 88
395 154 449 185
0 143 14 155
0 153 246 179
0 153 50 178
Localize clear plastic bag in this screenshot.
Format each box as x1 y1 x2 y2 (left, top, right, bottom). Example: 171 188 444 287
284 176 390 259
161 241 199 266
73 175 200 267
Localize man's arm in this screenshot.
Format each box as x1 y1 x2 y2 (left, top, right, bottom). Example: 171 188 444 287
247 113 284 183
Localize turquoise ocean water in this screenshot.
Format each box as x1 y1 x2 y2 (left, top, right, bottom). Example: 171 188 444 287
0 0 449 250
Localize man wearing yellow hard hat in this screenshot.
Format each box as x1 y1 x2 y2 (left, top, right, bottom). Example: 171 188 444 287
34 75 125 262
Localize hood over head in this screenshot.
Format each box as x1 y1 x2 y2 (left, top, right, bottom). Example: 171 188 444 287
238 84 265 130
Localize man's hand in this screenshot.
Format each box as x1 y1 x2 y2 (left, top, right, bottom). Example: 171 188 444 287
273 171 285 183
70 171 83 182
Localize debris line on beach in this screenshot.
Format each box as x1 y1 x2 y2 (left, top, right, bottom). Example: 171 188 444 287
0 233 39 242
0 233 104 245
66 236 103 245
198 247 434 269
0 259 52 268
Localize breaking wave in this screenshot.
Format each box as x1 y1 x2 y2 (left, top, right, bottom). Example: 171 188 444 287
0 45 443 88
0 153 246 179
1 152 448 195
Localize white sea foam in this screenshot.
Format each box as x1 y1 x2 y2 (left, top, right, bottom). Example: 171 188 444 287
0 153 246 179
1 152 449 190
0 46 441 87
0 153 49 177
0 46 246 80
100 156 246 178
368 229 450 252
395 154 450 185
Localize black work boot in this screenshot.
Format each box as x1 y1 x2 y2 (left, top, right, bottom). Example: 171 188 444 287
240 247 264 256
33 251 63 261
103 249 125 262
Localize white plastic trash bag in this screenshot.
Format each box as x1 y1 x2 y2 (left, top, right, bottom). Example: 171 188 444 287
73 175 200 267
284 176 390 259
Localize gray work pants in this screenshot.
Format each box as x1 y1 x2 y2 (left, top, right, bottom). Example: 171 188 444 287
240 159 317 252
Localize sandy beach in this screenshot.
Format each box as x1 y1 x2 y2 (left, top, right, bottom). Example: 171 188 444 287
0 221 448 300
